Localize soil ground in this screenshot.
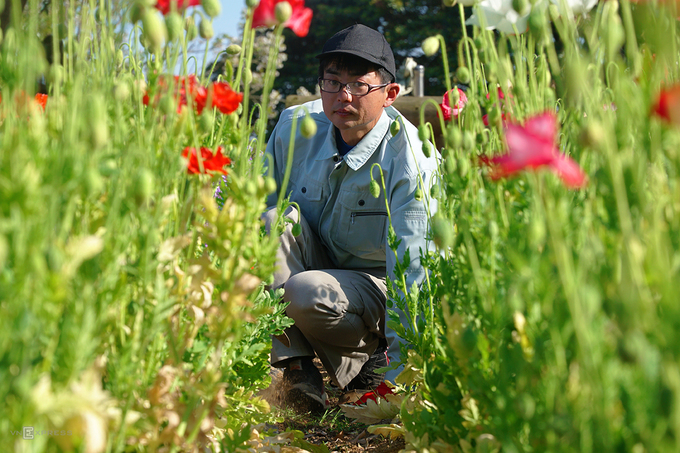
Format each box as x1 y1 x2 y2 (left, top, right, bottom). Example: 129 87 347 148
259 359 405 453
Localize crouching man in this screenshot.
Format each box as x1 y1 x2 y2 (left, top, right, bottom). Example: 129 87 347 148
263 23 438 413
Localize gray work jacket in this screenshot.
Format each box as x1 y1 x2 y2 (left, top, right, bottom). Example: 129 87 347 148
265 98 439 380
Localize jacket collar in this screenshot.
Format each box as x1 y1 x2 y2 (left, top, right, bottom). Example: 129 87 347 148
315 109 390 171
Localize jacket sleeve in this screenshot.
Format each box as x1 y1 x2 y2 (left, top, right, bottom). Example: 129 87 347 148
383 156 439 383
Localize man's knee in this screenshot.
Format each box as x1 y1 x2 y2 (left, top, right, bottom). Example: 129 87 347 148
284 271 340 320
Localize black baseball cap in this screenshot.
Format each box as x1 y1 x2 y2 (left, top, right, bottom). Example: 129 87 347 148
316 24 396 81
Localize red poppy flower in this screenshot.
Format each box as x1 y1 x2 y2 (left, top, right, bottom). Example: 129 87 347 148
182 146 231 174
652 84 680 126
479 112 587 189
34 93 48 110
144 75 242 116
439 87 468 121
197 81 243 115
353 381 394 405
482 112 509 127
252 0 313 38
155 0 201 15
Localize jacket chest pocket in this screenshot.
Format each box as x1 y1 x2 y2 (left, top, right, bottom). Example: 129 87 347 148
289 178 325 228
336 188 388 259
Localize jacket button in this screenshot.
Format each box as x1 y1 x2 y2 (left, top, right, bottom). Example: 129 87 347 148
358 199 365 206
333 156 339 162
301 187 307 193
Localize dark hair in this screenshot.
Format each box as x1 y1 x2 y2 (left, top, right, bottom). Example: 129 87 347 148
318 54 394 84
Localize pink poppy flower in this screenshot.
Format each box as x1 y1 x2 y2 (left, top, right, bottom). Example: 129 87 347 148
439 87 468 121
252 0 313 38
480 112 587 188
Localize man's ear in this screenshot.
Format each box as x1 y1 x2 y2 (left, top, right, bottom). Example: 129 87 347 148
383 83 400 107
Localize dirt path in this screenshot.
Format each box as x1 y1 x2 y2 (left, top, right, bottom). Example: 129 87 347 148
259 360 405 452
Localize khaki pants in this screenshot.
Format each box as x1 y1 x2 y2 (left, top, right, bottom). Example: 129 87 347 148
263 206 387 388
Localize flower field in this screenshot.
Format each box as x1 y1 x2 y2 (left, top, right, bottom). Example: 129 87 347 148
1 0 680 452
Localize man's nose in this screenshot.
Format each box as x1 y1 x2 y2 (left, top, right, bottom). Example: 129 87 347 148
338 85 353 100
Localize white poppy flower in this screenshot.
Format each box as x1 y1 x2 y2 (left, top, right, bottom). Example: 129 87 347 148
465 0 530 34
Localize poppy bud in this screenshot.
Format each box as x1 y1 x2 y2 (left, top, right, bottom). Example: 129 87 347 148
160 94 177 115
528 7 547 40
142 9 166 52
113 80 130 101
185 16 198 41
129 3 144 23
264 177 277 194
579 121 606 149
199 19 214 40
134 168 154 206
291 223 302 237
246 0 260 7
300 115 317 138
370 179 381 198
488 220 499 239
115 49 125 68
512 0 530 15
462 131 475 151
202 0 221 18
165 12 183 41
414 188 424 201
456 66 471 84
444 156 457 175
418 124 430 141
422 36 440 57
243 67 253 84
449 87 460 106
390 119 401 136
199 111 214 133
85 167 104 197
443 0 455 6
422 141 432 158
430 184 440 198
457 156 470 177
447 127 462 149
431 215 454 249
275 1 292 24
226 44 241 55
245 180 258 195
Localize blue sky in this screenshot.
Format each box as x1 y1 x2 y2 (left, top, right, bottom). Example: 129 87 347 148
213 1 245 38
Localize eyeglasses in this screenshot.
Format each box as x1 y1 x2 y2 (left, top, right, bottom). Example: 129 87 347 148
318 78 389 96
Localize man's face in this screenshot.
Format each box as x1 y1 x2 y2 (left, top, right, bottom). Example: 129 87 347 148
320 65 398 146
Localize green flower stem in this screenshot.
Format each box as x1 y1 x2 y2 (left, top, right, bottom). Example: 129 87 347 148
276 106 310 209
200 32 211 81
256 25 285 154
436 34 454 115
419 99 447 149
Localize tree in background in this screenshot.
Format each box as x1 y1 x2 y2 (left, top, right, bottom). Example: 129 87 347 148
274 0 469 98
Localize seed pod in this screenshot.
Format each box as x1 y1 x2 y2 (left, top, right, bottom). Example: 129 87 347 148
300 115 317 138
226 44 242 55
202 0 221 18
456 66 471 84
422 141 432 158
390 119 401 136
418 124 430 141
431 215 454 249
414 188 424 201
291 223 302 237
199 19 214 40
246 0 260 7
370 179 381 198
275 1 292 24
165 12 183 41
421 36 440 57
